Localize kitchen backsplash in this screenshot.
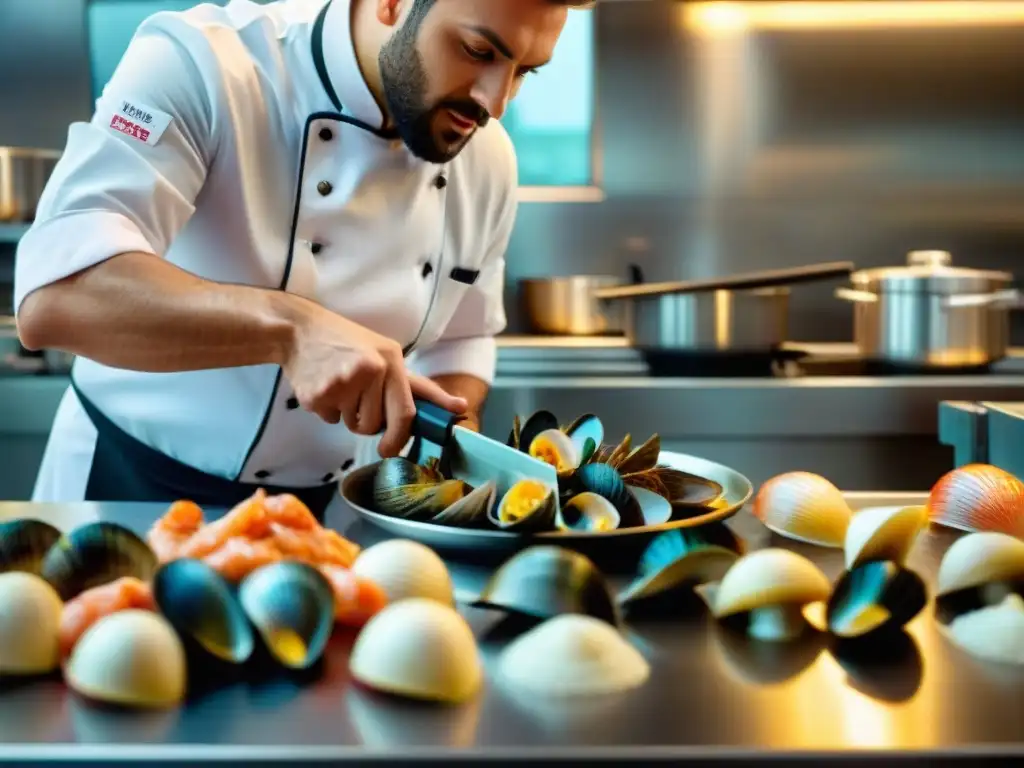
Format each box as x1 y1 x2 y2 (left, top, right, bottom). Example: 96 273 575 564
4 0 1024 341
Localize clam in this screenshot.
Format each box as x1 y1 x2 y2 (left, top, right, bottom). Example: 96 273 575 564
928 464 1024 538
618 528 741 607
844 505 928 570
944 593 1024 666
349 598 483 704
517 411 559 456
528 429 580 474
40 522 159 601
372 457 468 521
563 414 605 463
65 610 186 709
935 532 1024 615
823 560 927 639
0 519 62 575
151 558 255 666
497 614 649 697
751 472 853 548
489 478 558 532
0 572 63 676
352 539 455 607
711 549 832 642
556 492 621 533
474 546 621 627
430 481 496 528
574 463 645 528
238 562 336 670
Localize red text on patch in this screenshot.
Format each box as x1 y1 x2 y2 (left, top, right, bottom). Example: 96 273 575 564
109 115 151 143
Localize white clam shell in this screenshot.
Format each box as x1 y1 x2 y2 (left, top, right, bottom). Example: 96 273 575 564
937 532 1024 597
352 540 455 607
628 485 673 526
556 492 621 533
0 572 63 676
844 505 927 570
349 598 482 704
713 548 832 619
497 614 650 696
752 472 852 548
66 610 186 708
944 593 1024 666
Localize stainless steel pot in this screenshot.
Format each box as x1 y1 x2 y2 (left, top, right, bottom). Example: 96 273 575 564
519 270 639 335
593 262 854 353
835 250 1019 368
0 147 61 222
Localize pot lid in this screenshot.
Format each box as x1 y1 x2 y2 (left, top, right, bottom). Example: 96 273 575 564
850 250 1013 294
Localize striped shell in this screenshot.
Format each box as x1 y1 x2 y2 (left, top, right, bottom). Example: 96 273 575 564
751 472 852 548
928 464 1024 538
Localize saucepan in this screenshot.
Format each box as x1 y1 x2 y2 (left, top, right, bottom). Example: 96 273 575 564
0 147 61 222
592 261 856 354
518 266 642 336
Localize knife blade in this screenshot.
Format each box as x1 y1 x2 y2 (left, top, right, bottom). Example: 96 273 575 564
411 399 560 508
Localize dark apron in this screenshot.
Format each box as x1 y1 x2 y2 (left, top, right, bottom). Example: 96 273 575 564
71 381 338 522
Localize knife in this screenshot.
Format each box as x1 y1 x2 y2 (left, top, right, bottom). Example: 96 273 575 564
410 399 560 508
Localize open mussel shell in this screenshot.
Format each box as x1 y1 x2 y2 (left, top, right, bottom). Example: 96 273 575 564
934 532 1024 620
563 414 605 463
556 492 621 533
0 519 62 575
822 560 927 640
473 546 621 627
619 529 742 607
40 522 158 602
573 463 645 528
517 411 559 456
238 561 336 671
430 481 496 528
372 458 468 521
844 505 927 571
614 434 660 476
489 479 558 532
152 558 255 666
528 429 580 474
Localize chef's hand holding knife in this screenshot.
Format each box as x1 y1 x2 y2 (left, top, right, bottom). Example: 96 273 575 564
281 307 468 458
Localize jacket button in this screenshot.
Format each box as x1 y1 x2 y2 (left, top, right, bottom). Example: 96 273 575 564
310 242 322 255
319 127 333 141
255 470 271 479
317 180 333 196
434 174 447 190
286 397 299 410
342 459 354 471
421 262 433 278
321 472 335 483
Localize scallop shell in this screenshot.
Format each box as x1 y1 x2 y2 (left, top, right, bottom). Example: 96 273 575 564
352 539 455 607
825 560 927 639
0 572 63 675
349 598 483 703
0 519 62 575
936 532 1024 599
152 558 255 666
529 429 579 474
497 614 650 696
844 505 927 570
556 492 621 533
238 562 336 670
40 522 159 601
66 610 186 709
944 593 1024 666
474 546 620 627
928 464 1024 538
490 479 558 532
751 472 852 548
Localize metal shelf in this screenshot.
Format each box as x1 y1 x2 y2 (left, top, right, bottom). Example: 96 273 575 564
0 223 29 244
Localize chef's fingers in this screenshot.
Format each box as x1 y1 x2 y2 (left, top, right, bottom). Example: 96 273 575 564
409 375 469 415
332 355 382 433
354 368 385 436
378 368 416 458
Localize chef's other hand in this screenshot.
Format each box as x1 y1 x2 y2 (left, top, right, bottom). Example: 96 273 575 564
281 308 467 455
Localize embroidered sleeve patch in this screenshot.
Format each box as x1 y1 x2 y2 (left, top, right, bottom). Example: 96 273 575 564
107 101 173 147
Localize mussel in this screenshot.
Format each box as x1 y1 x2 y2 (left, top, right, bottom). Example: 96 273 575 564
516 411 559 455
573 463 645 528
238 561 336 670
0 519 62 575
489 479 558 532
40 522 159 601
372 458 468 521
563 414 604 463
822 560 927 640
614 434 660 476
528 429 580 474
474 546 621 627
152 558 255 667
555 492 620 533
431 481 497 528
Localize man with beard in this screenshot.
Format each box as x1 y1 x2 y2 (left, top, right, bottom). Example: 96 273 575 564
14 0 590 514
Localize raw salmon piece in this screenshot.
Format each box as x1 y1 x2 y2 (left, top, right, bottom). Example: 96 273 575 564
178 490 270 559
318 565 388 627
316 528 361 567
263 494 319 531
146 500 205 561
202 536 282 583
59 577 156 658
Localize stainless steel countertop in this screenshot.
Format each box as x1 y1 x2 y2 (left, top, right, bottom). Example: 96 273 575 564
0 494 1021 764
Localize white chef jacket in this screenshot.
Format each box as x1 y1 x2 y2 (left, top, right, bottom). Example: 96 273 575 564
14 0 517 502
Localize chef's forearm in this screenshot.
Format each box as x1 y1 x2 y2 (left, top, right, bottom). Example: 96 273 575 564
429 373 490 426
16 252 305 372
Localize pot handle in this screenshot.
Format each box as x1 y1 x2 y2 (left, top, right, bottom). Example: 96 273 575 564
941 289 1022 310
834 287 878 304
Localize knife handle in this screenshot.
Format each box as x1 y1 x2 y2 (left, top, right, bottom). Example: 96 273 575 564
412 399 461 446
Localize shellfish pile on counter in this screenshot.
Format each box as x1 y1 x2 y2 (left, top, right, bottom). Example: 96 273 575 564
751 464 1024 548
353 410 728 534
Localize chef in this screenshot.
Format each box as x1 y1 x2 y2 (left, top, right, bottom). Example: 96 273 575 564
13 0 589 517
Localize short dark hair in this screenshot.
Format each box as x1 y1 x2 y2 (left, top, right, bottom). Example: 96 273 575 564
410 0 594 18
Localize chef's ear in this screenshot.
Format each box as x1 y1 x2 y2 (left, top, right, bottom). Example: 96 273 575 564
375 0 405 26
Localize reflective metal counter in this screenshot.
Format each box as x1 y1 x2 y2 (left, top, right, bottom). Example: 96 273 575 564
0 494 1021 766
